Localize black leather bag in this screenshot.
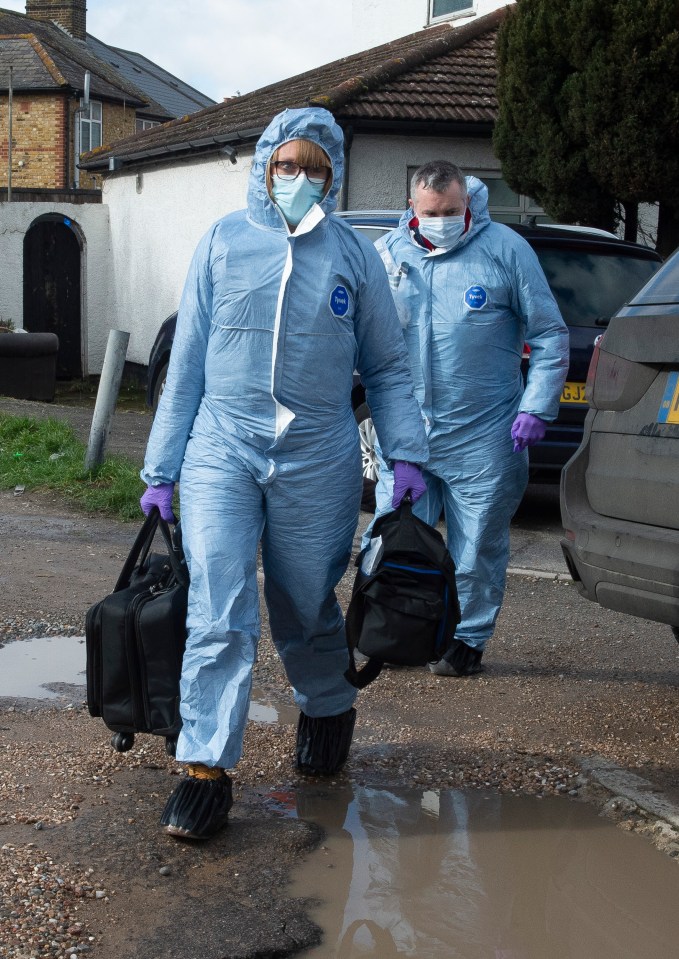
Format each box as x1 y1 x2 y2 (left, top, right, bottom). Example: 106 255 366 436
86 508 189 754
345 500 460 689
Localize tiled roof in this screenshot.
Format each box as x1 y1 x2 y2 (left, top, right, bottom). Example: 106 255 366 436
86 35 216 119
0 35 57 87
0 8 148 105
80 8 506 171
0 8 214 119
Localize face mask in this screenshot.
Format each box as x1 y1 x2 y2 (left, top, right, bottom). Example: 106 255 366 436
419 214 467 250
272 174 326 227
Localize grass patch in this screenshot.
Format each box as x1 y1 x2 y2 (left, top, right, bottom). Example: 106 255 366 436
0 414 146 520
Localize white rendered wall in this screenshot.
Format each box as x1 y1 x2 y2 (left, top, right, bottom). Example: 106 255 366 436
0 200 111 375
102 150 254 369
347 134 499 209
352 0 515 49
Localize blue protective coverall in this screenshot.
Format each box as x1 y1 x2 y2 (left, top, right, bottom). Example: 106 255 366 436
369 177 569 651
141 107 428 768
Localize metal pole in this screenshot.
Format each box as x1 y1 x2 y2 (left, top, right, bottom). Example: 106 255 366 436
8 65 13 201
84 329 130 471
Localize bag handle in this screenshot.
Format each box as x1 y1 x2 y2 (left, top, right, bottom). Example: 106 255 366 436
114 508 188 592
344 565 384 689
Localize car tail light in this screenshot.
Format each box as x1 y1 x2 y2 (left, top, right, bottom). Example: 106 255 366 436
585 335 602 405
588 337 645 410
522 343 531 360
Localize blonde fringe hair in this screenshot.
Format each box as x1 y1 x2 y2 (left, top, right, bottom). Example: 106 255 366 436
266 139 333 196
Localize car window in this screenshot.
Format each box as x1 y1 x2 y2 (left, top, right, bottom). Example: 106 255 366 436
534 249 661 327
351 225 394 243
627 248 679 306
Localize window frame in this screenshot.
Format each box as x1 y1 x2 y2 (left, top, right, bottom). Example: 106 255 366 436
428 0 476 25
136 117 161 134
79 99 102 155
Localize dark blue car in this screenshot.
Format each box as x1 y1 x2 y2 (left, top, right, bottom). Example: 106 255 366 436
147 212 662 507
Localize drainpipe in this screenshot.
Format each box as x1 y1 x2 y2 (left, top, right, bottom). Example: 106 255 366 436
340 124 354 212
72 71 90 189
7 65 13 201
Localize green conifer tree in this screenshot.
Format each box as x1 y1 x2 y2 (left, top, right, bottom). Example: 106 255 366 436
494 0 679 254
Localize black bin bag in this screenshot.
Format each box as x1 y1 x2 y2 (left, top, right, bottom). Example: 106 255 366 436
86 507 189 754
345 500 460 689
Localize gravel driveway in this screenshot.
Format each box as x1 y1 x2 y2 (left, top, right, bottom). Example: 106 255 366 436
1 398 678 958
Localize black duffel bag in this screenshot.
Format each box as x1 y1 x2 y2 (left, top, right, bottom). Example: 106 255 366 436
345 499 460 689
86 507 189 754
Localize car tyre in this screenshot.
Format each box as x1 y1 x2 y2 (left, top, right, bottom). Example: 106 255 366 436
152 360 169 415
672 626 679 645
355 402 378 513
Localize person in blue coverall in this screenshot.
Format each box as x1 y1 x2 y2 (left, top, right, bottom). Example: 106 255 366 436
139 107 428 840
369 160 569 678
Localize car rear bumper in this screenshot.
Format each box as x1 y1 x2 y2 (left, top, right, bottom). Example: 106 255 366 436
560 438 679 626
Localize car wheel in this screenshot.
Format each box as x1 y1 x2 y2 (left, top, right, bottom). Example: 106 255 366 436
355 402 378 513
672 626 679 645
152 360 169 414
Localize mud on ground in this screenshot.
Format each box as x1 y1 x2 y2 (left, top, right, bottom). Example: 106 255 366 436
1 489 678 958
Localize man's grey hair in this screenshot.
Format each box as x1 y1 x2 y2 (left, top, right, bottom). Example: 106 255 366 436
410 160 467 199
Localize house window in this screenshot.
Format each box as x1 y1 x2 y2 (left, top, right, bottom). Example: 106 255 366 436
467 171 551 224
79 100 102 154
429 0 475 23
136 118 161 133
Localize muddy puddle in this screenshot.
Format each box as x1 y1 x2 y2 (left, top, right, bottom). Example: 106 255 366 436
275 784 679 959
0 634 87 699
0 637 298 725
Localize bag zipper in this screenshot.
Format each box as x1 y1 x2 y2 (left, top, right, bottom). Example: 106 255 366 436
125 591 152 732
382 562 442 576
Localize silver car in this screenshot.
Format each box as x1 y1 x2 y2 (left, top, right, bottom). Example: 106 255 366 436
560 246 679 641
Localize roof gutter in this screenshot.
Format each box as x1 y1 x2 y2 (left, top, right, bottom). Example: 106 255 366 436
82 126 267 172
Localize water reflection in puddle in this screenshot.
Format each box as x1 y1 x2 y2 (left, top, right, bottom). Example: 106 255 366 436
0 635 86 699
279 784 679 959
249 686 298 725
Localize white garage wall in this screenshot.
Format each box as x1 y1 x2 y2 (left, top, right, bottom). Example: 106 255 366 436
102 149 254 369
346 134 499 209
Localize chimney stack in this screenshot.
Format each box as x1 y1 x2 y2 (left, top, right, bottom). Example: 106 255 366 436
26 1 87 41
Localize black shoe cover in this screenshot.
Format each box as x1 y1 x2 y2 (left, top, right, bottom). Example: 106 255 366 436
296 707 356 776
160 773 233 840
442 639 484 676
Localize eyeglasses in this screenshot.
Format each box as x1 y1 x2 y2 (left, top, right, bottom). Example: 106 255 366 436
272 160 330 185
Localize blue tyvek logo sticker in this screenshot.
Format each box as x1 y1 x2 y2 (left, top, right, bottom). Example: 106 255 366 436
465 285 487 310
330 285 350 317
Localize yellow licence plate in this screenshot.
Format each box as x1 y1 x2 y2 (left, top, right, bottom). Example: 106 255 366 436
560 381 586 404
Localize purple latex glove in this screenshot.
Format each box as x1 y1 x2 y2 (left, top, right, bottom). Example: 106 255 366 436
140 482 176 523
392 461 427 509
511 413 546 452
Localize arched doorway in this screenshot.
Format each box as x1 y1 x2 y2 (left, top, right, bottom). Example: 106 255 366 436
23 215 83 379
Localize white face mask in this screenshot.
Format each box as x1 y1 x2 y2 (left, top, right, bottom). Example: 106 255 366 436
419 214 467 250
272 174 325 227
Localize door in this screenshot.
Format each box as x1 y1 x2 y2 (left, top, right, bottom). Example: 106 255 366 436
23 217 82 379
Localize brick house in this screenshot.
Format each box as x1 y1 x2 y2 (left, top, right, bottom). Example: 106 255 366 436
0 0 215 193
